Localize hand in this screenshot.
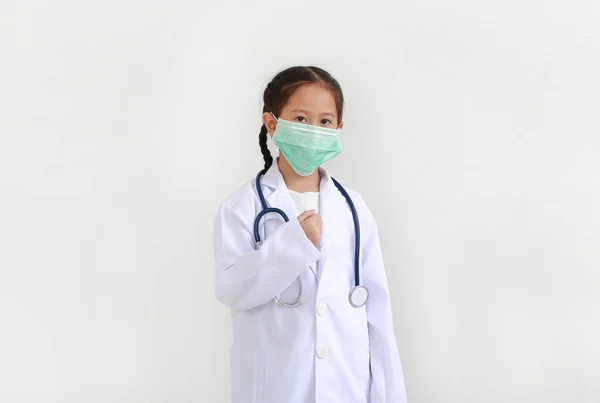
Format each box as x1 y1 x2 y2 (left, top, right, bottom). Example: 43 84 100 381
297 210 322 247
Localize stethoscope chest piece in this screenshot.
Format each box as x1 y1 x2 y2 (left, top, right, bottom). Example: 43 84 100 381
348 285 369 308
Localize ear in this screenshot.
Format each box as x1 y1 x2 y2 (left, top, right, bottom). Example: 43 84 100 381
338 121 344 130
263 112 278 137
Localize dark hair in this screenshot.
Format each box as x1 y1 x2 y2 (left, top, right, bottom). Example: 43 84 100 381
259 66 345 170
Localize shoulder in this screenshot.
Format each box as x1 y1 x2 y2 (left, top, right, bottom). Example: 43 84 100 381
215 178 260 225
330 178 375 225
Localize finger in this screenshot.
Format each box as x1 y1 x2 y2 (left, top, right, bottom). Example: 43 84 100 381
298 210 316 221
305 214 321 223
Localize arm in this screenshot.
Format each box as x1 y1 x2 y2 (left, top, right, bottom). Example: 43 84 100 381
213 204 322 310
362 207 408 403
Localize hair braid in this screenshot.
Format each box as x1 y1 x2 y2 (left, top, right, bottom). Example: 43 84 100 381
258 124 273 170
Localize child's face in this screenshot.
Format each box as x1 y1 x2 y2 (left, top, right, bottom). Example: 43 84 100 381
264 84 343 136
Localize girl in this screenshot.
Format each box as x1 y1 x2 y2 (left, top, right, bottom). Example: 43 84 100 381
213 66 407 403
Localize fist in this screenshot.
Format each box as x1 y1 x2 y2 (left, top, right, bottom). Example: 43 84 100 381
297 210 322 247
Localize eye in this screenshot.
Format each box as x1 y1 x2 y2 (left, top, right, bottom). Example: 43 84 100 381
295 116 307 123
321 118 332 125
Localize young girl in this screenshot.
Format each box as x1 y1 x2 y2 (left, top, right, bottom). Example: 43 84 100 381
213 66 407 403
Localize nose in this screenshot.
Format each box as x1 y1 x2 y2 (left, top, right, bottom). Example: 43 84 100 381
308 118 321 126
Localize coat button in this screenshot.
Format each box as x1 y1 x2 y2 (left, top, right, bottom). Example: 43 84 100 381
316 345 329 358
316 302 327 316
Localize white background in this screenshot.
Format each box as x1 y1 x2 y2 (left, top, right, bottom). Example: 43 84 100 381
1 0 599 402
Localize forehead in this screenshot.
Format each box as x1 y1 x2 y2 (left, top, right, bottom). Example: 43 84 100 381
283 83 337 114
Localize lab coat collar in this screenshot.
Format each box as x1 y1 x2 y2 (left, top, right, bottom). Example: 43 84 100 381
315 167 347 281
260 160 345 280
261 160 318 278
261 160 282 190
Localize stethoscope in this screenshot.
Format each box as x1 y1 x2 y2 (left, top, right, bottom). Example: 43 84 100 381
253 169 369 308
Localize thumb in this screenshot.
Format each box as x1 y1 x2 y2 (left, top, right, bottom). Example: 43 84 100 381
297 210 316 222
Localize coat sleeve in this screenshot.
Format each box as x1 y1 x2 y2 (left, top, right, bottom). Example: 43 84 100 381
360 203 408 403
213 204 322 310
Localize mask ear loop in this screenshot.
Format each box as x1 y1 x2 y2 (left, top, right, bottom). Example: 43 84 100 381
267 112 280 158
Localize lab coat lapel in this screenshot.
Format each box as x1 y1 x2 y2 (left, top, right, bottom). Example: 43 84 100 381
317 168 348 281
261 161 318 278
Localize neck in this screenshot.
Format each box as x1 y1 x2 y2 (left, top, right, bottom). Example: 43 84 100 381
278 157 320 193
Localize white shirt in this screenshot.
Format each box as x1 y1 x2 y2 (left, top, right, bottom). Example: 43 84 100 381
289 189 320 214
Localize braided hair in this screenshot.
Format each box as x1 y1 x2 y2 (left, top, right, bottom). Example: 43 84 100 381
259 66 345 170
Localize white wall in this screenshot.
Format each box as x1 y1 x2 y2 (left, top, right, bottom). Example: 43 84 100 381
1 0 599 402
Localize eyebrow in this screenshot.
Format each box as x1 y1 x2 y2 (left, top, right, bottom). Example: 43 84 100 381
291 109 337 118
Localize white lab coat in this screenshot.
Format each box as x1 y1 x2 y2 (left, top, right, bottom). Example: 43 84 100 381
213 161 407 403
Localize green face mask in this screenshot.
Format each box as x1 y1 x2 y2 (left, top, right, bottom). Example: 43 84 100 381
270 113 343 177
